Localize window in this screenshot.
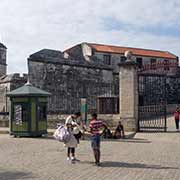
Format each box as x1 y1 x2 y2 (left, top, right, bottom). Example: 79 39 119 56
120 56 127 62
97 97 119 114
104 54 111 65
164 59 170 71
13 104 29 125
150 58 156 69
37 104 47 121
136 58 143 68
14 105 22 125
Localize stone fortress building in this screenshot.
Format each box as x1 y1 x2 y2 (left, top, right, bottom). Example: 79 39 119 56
28 48 117 114
0 42 7 76
65 42 178 75
28 42 178 115
0 41 179 125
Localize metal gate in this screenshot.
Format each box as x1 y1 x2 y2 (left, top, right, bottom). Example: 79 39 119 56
138 74 167 131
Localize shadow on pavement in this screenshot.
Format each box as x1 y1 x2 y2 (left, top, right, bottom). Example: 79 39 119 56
31 136 151 144
101 138 151 144
138 131 179 134
165 131 180 133
0 171 34 180
100 161 178 169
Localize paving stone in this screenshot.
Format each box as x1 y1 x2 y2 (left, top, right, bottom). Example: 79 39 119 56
0 118 179 180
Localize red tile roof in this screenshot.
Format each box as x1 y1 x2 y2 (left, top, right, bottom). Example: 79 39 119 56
87 43 177 59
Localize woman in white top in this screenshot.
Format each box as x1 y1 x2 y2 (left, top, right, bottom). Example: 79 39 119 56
65 112 82 162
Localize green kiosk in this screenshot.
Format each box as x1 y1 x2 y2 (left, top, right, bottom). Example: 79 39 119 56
6 82 51 137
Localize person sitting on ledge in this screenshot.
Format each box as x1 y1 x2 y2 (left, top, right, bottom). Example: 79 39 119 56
114 121 125 139
101 124 112 139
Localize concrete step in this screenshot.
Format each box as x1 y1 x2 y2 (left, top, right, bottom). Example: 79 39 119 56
0 127 9 134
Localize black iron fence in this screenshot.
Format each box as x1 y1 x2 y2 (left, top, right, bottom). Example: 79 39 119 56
97 96 119 114
138 74 180 131
138 74 180 106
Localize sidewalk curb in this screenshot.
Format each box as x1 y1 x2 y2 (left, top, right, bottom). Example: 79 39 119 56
0 130 9 134
0 128 55 136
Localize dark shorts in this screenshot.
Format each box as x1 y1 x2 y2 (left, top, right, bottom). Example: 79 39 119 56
74 131 82 144
91 134 100 150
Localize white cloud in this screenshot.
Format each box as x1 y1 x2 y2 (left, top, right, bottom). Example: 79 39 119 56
0 0 180 73
104 0 180 27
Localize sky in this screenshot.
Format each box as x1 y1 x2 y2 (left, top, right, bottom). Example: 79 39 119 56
0 0 180 74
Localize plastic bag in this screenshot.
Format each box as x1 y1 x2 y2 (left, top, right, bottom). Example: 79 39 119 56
53 125 71 143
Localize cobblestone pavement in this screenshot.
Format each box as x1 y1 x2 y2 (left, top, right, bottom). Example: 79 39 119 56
0 118 180 180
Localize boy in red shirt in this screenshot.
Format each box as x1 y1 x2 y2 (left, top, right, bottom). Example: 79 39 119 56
89 113 105 166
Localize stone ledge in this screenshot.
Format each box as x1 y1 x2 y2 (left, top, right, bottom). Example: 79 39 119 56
0 127 9 134
0 120 9 127
0 127 136 139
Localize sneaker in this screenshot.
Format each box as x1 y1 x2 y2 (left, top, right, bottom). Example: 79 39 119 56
95 161 101 166
67 157 71 161
71 157 76 164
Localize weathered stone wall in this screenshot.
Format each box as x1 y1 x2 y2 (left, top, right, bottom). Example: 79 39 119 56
28 58 117 114
0 83 8 112
0 46 7 76
9 74 28 90
0 115 9 127
66 44 85 61
0 74 27 112
94 52 122 73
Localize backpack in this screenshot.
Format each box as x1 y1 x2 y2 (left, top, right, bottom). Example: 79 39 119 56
53 124 71 143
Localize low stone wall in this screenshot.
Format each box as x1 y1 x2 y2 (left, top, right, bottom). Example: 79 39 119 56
47 113 122 129
0 115 9 127
97 114 120 127
0 113 127 130
47 114 68 128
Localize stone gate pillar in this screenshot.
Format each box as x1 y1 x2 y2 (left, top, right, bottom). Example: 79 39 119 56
118 51 138 132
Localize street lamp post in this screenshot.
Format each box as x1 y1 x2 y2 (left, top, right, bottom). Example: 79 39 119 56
81 98 87 125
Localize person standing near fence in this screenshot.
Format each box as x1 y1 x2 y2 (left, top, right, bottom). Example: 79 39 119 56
174 107 180 132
